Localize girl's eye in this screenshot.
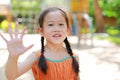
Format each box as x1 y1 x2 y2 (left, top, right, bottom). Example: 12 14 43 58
48 24 53 26
59 23 64 26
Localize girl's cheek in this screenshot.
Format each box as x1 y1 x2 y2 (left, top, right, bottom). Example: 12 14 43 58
44 29 52 34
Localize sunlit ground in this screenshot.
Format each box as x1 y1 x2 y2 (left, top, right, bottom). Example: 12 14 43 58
0 33 120 80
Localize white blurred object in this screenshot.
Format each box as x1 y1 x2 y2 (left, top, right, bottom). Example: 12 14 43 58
0 0 11 5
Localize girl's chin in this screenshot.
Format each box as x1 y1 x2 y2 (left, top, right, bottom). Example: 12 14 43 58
47 37 66 44
52 41 63 45
50 40 63 45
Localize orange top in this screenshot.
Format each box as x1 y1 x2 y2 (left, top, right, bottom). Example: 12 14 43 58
31 51 77 80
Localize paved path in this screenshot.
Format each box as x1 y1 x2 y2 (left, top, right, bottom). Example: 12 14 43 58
0 34 120 80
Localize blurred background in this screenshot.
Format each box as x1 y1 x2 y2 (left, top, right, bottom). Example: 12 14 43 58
0 0 120 80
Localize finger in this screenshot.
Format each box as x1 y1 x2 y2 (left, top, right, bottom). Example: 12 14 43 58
20 27 26 39
8 24 13 39
26 44 34 50
15 22 19 38
0 32 8 43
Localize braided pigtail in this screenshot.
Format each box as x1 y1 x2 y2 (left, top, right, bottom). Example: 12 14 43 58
64 37 79 75
38 36 47 74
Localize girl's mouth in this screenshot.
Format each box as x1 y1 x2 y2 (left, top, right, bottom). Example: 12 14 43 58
52 34 61 38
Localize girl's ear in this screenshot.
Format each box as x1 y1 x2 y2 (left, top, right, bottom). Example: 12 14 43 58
38 27 44 36
67 25 72 35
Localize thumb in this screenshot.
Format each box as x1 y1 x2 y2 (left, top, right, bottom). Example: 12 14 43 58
23 44 34 53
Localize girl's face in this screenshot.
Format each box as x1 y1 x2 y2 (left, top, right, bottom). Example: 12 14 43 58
41 11 70 45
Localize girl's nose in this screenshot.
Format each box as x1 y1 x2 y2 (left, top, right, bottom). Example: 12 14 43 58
53 26 60 32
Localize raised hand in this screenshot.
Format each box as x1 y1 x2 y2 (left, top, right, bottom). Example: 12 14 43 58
0 22 34 58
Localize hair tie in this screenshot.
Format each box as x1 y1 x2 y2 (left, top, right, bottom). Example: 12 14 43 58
41 53 44 56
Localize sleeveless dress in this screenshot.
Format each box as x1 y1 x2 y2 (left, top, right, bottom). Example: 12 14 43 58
32 51 77 80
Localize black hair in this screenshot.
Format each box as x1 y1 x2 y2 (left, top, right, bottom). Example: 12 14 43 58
38 36 47 74
38 7 79 75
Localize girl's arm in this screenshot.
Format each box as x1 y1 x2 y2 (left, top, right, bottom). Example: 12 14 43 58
5 52 36 80
0 22 34 80
5 55 19 80
17 52 36 78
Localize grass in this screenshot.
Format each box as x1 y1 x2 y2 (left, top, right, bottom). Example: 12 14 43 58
108 36 120 45
94 35 120 45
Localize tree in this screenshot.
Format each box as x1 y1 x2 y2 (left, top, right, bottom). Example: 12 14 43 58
99 0 120 30
11 0 42 16
94 0 105 33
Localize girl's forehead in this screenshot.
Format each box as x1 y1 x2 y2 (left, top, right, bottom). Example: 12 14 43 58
46 11 63 16
44 11 65 21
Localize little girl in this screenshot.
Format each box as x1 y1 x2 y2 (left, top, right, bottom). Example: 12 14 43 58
0 7 80 80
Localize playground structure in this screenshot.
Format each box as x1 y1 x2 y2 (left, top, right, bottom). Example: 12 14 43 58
72 12 93 48
0 5 12 22
70 0 93 48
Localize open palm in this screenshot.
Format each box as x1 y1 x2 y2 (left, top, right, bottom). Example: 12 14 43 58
0 22 34 57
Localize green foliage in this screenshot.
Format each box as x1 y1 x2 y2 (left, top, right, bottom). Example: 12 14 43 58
0 16 6 23
11 0 42 15
88 0 95 17
105 25 120 36
99 0 119 18
1 20 10 32
98 0 120 26
95 24 120 45
88 0 120 26
107 29 119 36
103 11 117 17
108 36 120 45
95 35 120 45
79 27 96 34
0 20 23 32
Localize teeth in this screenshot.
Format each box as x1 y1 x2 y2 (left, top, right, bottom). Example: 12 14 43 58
53 34 61 37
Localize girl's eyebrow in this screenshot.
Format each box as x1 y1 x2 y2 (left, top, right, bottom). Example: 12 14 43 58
59 20 65 22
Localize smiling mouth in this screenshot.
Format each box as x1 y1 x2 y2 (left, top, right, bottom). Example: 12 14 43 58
52 34 62 37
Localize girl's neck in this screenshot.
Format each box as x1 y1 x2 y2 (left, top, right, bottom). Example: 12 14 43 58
45 43 65 54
